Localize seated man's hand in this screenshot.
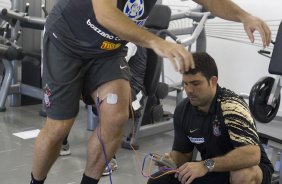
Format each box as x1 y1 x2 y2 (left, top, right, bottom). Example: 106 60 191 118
175 161 208 184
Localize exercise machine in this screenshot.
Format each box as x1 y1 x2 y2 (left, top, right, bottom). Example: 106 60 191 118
249 21 282 123
161 5 213 105
0 4 46 111
247 20 282 183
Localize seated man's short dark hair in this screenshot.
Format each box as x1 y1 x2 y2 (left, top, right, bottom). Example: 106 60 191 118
185 52 218 81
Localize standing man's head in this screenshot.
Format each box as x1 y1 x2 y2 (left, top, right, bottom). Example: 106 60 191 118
182 52 218 112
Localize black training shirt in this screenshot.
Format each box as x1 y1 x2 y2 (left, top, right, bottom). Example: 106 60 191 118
173 86 260 159
45 0 157 59
172 86 262 183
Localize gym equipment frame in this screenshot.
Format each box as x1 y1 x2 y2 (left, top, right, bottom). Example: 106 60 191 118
249 21 282 123
0 4 46 111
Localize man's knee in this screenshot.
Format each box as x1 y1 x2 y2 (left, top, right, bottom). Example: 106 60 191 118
97 94 129 127
41 118 74 142
101 104 129 127
230 166 263 184
91 80 131 134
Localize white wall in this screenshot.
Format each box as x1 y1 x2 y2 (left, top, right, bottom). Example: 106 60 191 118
0 0 11 9
163 0 282 116
206 0 281 93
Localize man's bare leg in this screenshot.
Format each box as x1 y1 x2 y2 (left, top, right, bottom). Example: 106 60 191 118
31 118 75 180
84 79 130 179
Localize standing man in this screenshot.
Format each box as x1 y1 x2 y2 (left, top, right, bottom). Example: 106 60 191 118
147 52 274 184
30 0 271 184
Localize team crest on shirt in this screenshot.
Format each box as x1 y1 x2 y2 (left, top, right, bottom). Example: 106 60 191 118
124 0 144 20
44 84 52 108
212 117 221 137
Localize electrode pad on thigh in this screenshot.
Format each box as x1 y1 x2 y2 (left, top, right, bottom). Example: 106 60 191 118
106 93 118 104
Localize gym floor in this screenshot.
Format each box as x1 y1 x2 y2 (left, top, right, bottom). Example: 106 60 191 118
0 98 281 184
0 99 175 184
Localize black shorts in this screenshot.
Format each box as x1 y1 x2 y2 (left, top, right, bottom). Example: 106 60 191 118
259 162 273 184
259 143 274 184
42 36 130 120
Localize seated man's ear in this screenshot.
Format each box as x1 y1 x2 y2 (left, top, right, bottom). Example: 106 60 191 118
210 76 218 87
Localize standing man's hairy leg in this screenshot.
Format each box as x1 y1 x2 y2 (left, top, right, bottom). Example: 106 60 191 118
32 118 75 180
230 165 263 184
84 79 130 179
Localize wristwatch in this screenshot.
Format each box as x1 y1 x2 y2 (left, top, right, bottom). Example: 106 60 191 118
204 159 215 172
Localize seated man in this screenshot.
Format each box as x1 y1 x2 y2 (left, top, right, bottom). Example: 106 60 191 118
147 52 274 184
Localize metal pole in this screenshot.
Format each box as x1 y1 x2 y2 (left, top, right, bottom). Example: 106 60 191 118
11 0 22 10
9 0 43 106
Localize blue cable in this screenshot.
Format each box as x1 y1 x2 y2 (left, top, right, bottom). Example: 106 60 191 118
141 154 150 178
96 96 113 184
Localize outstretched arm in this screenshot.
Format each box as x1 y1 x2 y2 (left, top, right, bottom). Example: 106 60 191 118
92 0 195 73
194 0 271 47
